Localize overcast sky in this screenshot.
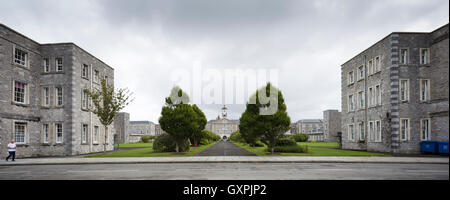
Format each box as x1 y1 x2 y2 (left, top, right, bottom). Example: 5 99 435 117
1 0 448 123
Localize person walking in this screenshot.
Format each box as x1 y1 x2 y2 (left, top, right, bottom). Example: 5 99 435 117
6 140 16 162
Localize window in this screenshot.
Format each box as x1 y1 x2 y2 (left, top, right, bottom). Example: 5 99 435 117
420 48 429 65
368 87 374 107
94 70 99 83
42 124 49 143
348 71 354 85
358 65 365 80
56 58 63 72
82 90 89 109
14 81 27 104
421 119 430 141
55 87 63 106
82 124 88 144
400 49 408 64
358 91 365 109
369 121 375 141
375 120 381 142
368 59 373 75
55 123 63 143
348 124 354 141
14 122 27 144
348 94 355 112
42 87 50 106
94 126 99 144
400 119 410 141
358 122 365 141
374 56 381 72
400 79 409 102
420 79 430 102
14 48 27 66
82 64 89 79
375 85 381 106
43 58 50 72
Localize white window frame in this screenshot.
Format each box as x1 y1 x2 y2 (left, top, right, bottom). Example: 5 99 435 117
94 70 99 83
82 90 89 110
420 48 430 65
368 121 375 142
399 79 409 102
42 123 49 144
13 81 28 104
82 64 89 79
14 47 28 67
375 120 382 142
94 126 99 144
348 124 355 141
42 86 50 106
400 118 410 141
43 58 50 72
55 86 63 106
358 122 365 141
400 48 408 65
374 56 381 72
358 91 365 109
348 71 354 85
375 84 381 106
13 121 27 144
56 58 63 72
420 118 431 141
419 79 430 102
55 123 63 144
358 65 365 81
348 94 355 112
368 87 374 107
368 59 373 75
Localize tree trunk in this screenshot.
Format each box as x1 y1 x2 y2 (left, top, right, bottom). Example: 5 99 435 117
175 142 179 153
104 125 107 153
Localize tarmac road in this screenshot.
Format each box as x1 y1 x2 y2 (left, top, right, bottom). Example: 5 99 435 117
196 141 256 156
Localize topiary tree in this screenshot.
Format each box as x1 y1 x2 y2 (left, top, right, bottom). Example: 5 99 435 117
190 104 207 147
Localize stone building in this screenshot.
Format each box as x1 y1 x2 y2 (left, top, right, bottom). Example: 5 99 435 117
205 105 239 140
295 119 324 141
0 23 115 158
129 121 155 143
323 110 342 142
113 112 130 144
154 124 165 136
341 24 449 154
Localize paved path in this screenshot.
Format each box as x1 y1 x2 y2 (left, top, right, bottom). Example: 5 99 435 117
0 163 447 180
196 141 256 156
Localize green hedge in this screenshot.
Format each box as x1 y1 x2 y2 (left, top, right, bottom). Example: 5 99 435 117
153 133 190 152
289 133 309 142
270 145 308 153
275 138 297 146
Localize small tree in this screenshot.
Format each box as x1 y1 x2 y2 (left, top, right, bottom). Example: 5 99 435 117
84 78 133 153
190 104 207 147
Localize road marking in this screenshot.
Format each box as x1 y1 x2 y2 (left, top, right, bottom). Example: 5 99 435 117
67 170 139 173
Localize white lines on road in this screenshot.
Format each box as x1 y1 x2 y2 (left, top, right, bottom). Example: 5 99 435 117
66 170 139 173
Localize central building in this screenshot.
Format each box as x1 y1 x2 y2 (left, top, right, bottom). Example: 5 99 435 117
205 105 239 140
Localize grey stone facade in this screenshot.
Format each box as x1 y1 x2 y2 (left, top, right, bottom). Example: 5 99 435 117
323 110 341 142
341 24 449 154
113 112 130 144
205 105 239 139
294 119 324 141
0 23 115 158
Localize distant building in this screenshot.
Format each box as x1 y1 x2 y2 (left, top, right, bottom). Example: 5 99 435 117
114 112 130 144
295 119 324 141
129 121 155 143
205 105 239 140
341 24 449 154
154 124 165 136
0 23 115 158
323 110 342 142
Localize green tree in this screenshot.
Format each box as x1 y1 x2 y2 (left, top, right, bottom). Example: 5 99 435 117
190 104 207 146
84 78 133 152
158 86 198 152
239 83 291 153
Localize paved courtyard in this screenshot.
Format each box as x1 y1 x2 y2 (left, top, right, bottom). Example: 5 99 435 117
196 141 256 156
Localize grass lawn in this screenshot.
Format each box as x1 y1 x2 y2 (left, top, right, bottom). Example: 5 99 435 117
86 142 217 158
114 143 153 148
296 142 340 147
234 142 390 157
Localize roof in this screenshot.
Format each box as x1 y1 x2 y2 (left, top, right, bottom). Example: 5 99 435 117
208 119 240 123
297 119 323 123
130 121 154 125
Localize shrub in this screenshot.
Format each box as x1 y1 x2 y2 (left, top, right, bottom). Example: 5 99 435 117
140 136 150 143
153 133 190 152
254 140 265 147
311 140 317 143
290 133 309 142
230 131 245 143
200 137 210 145
275 138 297 146
270 145 308 153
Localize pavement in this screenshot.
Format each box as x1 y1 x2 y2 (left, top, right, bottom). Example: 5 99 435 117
1 156 448 166
196 141 256 156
